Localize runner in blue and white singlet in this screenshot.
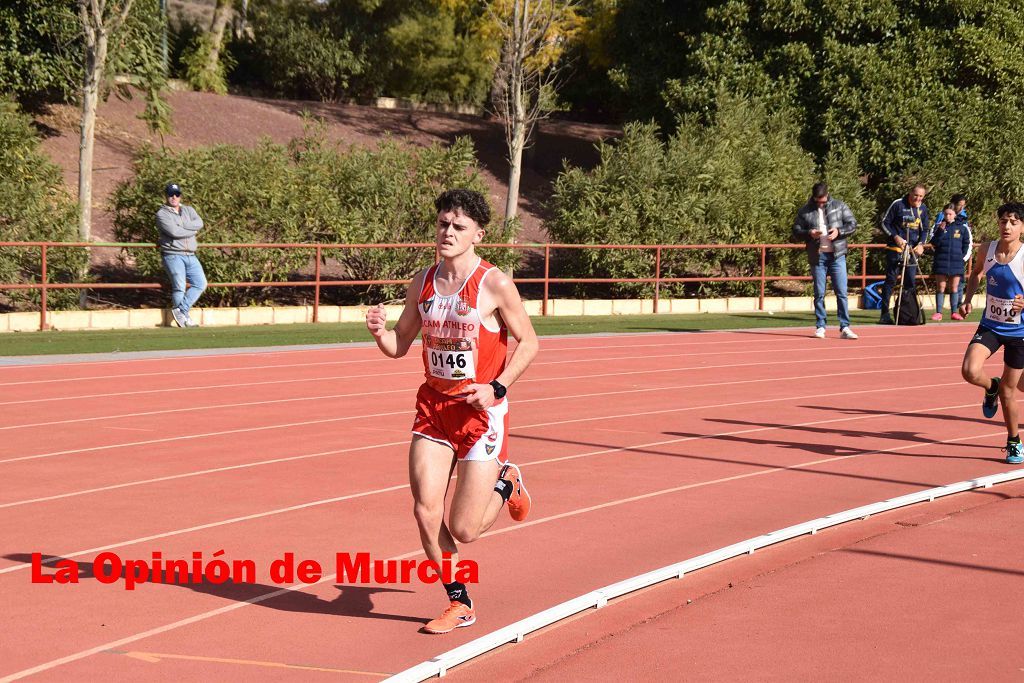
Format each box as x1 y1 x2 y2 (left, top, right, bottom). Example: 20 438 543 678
959 202 1024 464
979 240 1024 336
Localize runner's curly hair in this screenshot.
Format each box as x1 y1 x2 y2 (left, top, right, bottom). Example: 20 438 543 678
997 202 1024 221
435 189 491 227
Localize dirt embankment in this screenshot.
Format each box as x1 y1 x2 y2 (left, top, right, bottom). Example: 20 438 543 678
35 90 621 246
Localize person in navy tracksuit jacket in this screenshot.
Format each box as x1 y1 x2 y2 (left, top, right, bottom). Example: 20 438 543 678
879 184 931 323
930 204 971 320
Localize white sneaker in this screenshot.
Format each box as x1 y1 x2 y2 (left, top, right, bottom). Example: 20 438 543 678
170 307 188 328
184 314 200 328
840 326 858 340
814 327 826 339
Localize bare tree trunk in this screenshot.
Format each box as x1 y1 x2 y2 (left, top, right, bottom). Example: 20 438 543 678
203 0 232 82
504 97 527 230
491 0 574 247
78 9 110 307
78 19 108 245
503 0 529 230
235 0 249 37
78 0 135 307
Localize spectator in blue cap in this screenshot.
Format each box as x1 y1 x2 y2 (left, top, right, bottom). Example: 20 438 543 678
156 182 206 327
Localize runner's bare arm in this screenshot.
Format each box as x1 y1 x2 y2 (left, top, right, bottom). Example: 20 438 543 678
366 271 424 358
959 242 988 316
489 270 539 382
463 270 539 409
492 272 540 388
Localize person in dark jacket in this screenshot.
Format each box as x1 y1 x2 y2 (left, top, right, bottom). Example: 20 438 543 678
878 184 931 324
930 204 972 321
937 194 972 310
792 182 859 339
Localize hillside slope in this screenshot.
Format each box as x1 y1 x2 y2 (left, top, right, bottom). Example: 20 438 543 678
36 90 620 246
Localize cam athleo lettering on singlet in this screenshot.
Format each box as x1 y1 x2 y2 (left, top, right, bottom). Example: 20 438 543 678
418 259 508 396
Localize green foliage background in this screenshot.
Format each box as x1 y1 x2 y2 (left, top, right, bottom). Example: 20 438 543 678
548 95 873 296
5 0 1024 308
0 102 86 311
112 125 514 305
565 0 1024 238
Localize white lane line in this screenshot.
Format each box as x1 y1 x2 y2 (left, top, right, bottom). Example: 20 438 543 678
0 440 409 509
0 389 974 510
0 338 965 388
0 325 968 373
0 353 963 431
0 425 1003 681
0 388 979 555
0 363 964 463
0 348 955 408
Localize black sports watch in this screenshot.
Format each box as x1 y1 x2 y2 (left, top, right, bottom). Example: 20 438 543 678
489 379 507 399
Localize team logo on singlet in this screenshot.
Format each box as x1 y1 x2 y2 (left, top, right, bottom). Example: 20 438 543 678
989 276 998 287
422 298 434 314
485 444 495 455
455 297 470 316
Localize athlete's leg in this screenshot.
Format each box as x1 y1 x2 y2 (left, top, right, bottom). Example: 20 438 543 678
998 365 1024 436
962 340 996 389
409 436 459 565
448 458 504 544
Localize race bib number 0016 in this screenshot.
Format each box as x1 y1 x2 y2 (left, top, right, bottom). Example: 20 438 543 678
425 336 476 380
986 294 1021 324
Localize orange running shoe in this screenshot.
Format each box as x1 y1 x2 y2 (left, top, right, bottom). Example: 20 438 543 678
423 600 476 634
500 463 531 521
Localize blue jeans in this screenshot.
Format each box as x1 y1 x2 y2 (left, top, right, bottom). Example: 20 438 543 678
812 252 850 329
162 253 207 314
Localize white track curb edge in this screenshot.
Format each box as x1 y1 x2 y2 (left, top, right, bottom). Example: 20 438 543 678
388 468 1024 681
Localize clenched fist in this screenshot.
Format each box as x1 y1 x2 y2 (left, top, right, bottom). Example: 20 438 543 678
366 303 387 337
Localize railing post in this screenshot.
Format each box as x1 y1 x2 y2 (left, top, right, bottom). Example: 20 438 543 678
543 244 550 316
861 245 868 291
313 245 321 323
40 244 50 331
654 246 662 314
759 245 766 310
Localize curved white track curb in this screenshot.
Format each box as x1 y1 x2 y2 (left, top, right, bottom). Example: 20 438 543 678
388 468 1024 681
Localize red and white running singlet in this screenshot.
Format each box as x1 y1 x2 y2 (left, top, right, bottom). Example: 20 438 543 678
418 258 508 397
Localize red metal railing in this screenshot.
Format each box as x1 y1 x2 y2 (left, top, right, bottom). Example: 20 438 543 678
0 241 899 331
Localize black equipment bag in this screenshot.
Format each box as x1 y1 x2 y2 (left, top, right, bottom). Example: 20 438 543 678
895 286 925 326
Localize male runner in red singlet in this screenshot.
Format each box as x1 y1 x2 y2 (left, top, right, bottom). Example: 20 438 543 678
365 188 539 633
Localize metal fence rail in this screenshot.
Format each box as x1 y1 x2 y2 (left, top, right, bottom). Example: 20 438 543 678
0 241 900 331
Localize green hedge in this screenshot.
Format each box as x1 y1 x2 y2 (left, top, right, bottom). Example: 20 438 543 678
547 95 873 298
0 101 85 311
112 124 516 305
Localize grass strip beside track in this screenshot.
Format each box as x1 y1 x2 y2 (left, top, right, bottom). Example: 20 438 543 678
0 310 972 357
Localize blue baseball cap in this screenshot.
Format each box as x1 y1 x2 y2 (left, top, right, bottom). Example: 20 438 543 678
165 183 182 196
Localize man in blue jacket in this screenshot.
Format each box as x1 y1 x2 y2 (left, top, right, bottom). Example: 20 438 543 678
879 184 930 324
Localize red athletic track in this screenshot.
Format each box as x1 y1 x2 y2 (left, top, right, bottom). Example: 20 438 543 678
0 325 1020 681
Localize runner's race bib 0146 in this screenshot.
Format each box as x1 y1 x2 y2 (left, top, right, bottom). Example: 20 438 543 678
425 335 476 381
986 293 1022 324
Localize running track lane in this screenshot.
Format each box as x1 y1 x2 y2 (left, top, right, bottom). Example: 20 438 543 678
1 325 1013 680
445 478 1024 681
